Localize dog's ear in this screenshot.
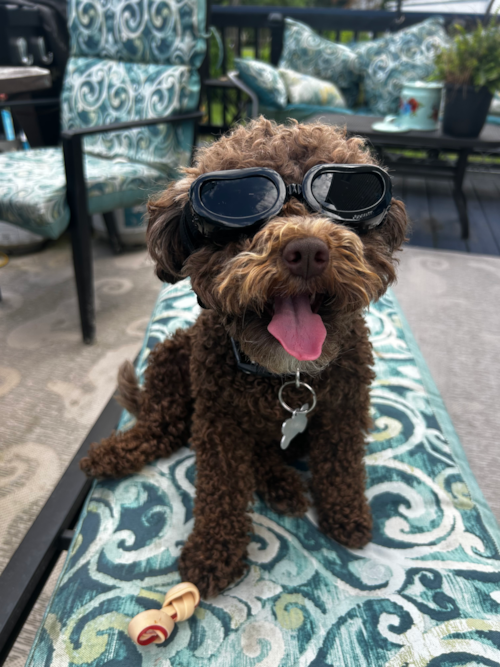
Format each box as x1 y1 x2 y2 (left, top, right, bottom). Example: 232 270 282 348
379 199 409 254
147 179 191 284
362 198 409 292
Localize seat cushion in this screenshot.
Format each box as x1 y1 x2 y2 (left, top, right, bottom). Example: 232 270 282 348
278 18 360 108
68 0 206 68
0 148 173 240
260 104 354 124
353 18 450 116
26 280 500 666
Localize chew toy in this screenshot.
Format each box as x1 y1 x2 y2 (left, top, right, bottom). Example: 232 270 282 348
128 582 200 646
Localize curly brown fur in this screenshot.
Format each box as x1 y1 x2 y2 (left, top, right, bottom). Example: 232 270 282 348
115 360 142 416
82 118 408 598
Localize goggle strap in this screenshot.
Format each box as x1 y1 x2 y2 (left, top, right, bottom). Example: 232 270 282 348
286 183 302 201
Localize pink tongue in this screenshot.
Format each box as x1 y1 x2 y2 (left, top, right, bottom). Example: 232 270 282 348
268 294 326 361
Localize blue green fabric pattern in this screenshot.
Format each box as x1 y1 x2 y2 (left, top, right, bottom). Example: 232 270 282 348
0 148 173 239
234 58 287 109
62 59 199 167
68 0 206 67
0 0 203 238
278 69 346 108
26 280 500 666
260 104 354 125
278 18 360 108
353 18 450 116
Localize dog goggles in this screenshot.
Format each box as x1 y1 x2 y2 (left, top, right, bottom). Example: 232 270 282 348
180 164 392 253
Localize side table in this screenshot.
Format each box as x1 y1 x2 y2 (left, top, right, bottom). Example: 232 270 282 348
309 113 500 240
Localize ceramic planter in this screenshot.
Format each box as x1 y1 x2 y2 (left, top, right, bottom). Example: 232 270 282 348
442 84 493 138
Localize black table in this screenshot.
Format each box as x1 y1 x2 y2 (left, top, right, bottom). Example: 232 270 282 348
0 66 51 95
0 66 52 148
310 113 500 240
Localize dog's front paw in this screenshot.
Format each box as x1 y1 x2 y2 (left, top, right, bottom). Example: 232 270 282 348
179 536 248 599
319 508 372 549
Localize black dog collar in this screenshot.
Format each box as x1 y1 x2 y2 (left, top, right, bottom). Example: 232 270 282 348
231 338 294 379
194 293 289 379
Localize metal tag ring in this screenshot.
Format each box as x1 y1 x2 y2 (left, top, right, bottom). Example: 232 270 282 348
278 380 317 415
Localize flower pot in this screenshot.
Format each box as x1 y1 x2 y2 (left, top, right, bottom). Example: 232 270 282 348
442 84 493 138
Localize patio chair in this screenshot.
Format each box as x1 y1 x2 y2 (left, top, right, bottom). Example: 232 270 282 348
0 0 206 343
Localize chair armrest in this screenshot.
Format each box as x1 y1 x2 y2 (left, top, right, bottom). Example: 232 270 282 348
60 110 203 140
227 71 259 119
60 109 202 273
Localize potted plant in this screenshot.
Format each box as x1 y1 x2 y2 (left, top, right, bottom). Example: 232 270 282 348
434 19 500 138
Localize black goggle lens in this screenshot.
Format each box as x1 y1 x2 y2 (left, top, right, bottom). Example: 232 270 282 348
311 172 385 212
200 176 279 223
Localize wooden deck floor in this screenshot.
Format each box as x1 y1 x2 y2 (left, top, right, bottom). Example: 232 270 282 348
392 171 500 255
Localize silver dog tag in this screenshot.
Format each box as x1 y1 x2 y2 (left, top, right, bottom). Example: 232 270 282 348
280 404 309 450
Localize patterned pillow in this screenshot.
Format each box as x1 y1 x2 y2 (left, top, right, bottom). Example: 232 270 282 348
234 58 287 109
278 69 346 108
278 18 359 108
353 18 450 115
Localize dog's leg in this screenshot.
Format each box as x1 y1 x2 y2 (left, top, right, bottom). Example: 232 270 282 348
179 415 256 599
80 329 192 478
307 388 373 549
254 447 309 516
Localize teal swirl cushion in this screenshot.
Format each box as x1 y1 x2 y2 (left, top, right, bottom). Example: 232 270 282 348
0 148 173 239
353 18 450 115
278 18 359 108
26 280 500 666
234 58 288 109
62 59 200 167
278 69 346 108
68 0 206 67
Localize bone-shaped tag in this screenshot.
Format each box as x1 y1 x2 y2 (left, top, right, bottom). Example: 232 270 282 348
280 404 309 450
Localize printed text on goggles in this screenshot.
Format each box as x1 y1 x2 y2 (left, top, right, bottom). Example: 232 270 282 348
180 164 392 254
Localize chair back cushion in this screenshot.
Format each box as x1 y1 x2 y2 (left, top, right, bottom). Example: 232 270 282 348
353 18 450 115
68 0 206 68
278 69 346 108
278 18 360 108
234 58 287 109
62 58 200 167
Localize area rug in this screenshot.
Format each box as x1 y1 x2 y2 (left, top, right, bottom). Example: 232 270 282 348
25 280 500 667
0 235 160 666
392 247 500 523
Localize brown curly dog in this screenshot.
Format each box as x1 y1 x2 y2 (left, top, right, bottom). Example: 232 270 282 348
81 118 408 599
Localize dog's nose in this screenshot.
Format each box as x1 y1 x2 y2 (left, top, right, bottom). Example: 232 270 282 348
282 237 329 279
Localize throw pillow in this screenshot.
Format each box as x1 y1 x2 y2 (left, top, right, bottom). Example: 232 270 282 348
278 18 359 108
234 58 287 109
278 68 347 108
353 18 450 116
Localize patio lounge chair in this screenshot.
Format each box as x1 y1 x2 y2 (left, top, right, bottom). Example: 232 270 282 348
0 0 206 343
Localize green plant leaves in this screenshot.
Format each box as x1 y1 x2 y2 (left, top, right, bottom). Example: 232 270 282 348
433 19 500 93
